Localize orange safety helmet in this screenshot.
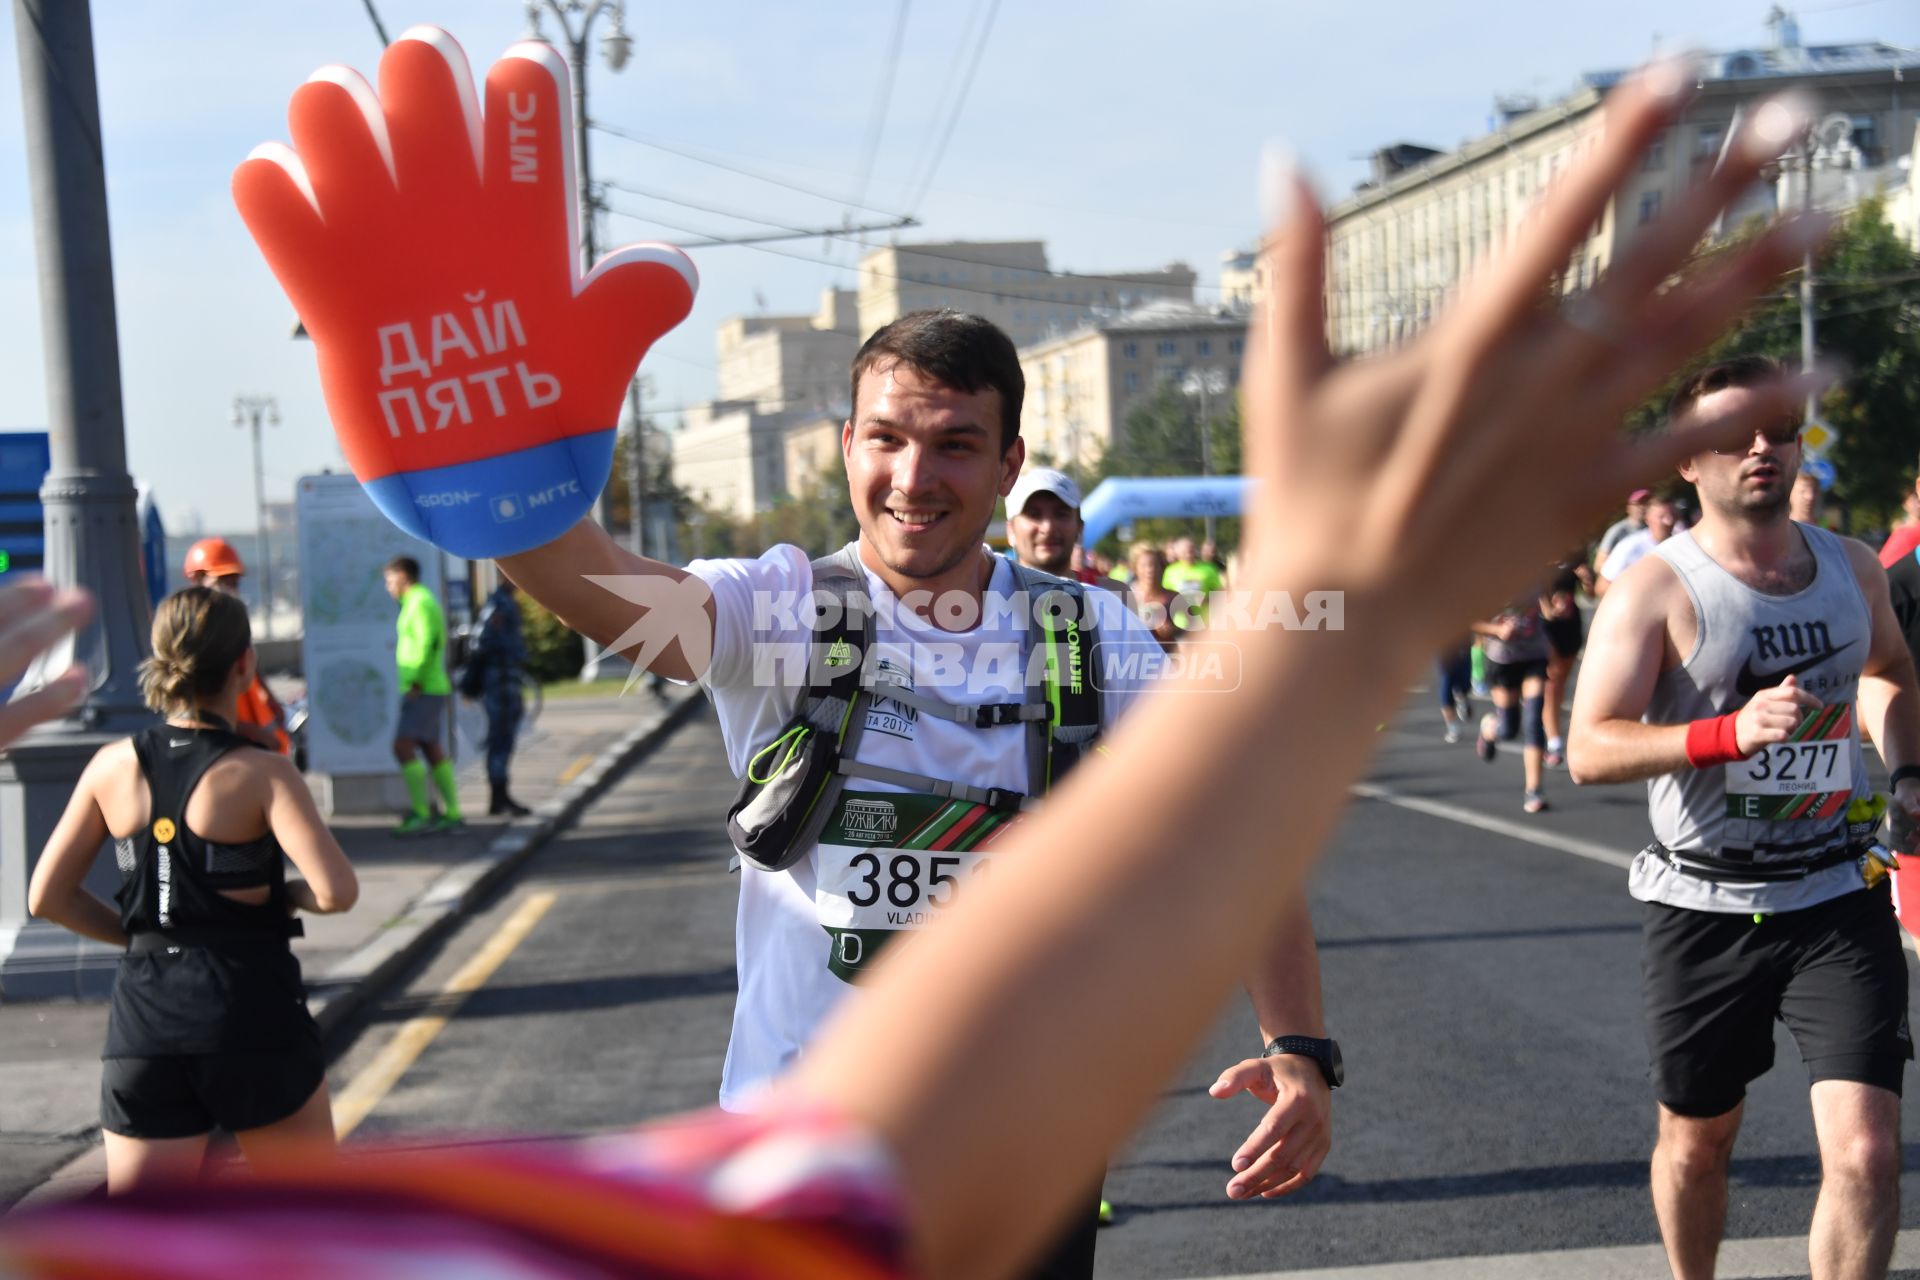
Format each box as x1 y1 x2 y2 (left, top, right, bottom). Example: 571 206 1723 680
183 536 246 580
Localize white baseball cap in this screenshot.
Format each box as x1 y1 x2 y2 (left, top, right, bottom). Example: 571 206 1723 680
1006 467 1082 517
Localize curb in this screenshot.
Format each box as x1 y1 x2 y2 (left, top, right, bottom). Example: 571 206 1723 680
309 690 702 1040
12 690 702 1210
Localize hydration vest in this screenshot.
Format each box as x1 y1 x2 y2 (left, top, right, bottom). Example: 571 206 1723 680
725 545 1104 873
118 725 302 947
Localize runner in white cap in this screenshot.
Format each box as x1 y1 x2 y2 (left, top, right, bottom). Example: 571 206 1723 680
1005 467 1093 582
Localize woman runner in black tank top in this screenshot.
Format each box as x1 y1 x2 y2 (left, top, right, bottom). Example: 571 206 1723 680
29 588 358 1192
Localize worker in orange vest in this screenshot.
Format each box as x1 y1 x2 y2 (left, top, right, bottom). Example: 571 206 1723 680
182 538 291 755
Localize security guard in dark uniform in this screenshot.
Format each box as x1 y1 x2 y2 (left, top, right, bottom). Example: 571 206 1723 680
474 582 531 817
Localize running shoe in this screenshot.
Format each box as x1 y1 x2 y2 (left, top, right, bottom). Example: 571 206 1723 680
392 813 435 837
1098 1199 1113 1226
1476 713 1498 763
1444 723 1462 744
1523 790 1549 814
1453 692 1472 720
1544 749 1565 769
430 813 466 834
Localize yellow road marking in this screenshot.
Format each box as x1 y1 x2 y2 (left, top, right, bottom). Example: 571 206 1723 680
556 753 595 785
331 891 557 1140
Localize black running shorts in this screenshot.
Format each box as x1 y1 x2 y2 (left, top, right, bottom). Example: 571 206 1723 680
101 1047 326 1139
1483 657 1548 691
1640 883 1912 1118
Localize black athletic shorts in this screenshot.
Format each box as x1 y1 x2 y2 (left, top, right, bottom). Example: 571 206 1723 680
1641 882 1912 1118
1543 613 1584 659
1483 656 1549 691
101 1047 326 1139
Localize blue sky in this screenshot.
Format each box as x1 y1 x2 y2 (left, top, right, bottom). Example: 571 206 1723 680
3 0 1916 531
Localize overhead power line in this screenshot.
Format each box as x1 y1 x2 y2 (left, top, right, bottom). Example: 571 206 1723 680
606 202 1219 311
599 177 914 243
592 119 913 221
849 0 912 220
903 0 1002 214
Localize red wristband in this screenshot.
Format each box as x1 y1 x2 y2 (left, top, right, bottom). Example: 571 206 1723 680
1684 713 1745 769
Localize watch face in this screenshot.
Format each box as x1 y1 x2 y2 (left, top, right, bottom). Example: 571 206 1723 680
1326 1038 1345 1088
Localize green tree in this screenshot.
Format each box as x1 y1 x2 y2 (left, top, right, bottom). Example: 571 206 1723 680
1084 378 1243 556
674 453 858 563
519 590 584 683
1632 198 1920 530
607 422 697 556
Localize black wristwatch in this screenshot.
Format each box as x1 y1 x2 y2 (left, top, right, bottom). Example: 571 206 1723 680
1262 1035 1344 1089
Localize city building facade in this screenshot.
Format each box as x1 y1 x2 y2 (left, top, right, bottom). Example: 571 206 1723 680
856 240 1198 350
1018 300 1247 472
671 289 861 519
1312 19 1919 353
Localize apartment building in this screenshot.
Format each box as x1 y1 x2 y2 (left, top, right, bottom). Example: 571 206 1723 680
671 289 861 519
856 240 1197 350
1311 15 1919 353
1018 300 1247 472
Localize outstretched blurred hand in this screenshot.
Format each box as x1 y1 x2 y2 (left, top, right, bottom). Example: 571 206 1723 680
1238 61 1828 651
0 580 92 749
234 27 697 558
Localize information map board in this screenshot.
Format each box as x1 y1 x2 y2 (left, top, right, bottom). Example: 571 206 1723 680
295 473 456 778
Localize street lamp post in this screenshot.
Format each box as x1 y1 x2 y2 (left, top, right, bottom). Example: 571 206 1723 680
233 395 279 639
523 0 631 272
1181 368 1231 545
3 0 155 998
523 0 633 680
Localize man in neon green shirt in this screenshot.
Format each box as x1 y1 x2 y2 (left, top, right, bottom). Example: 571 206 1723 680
384 555 461 835
1161 536 1226 629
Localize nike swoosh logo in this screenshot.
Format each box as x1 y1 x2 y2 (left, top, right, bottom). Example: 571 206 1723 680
1733 639 1858 698
168 739 192 748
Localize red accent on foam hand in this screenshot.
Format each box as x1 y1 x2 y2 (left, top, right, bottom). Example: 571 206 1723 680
1894 856 1920 941
1684 713 1745 770
233 31 695 486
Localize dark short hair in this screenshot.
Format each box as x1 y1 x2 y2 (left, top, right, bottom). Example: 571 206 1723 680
385 555 420 581
848 309 1024 452
1666 354 1787 425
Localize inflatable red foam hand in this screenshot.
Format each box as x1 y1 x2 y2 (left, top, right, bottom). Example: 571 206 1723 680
234 27 697 558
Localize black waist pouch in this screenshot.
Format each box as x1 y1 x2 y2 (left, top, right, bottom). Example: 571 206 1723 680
727 716 843 873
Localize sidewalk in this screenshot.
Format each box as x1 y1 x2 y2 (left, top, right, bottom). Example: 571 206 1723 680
0 683 702 1210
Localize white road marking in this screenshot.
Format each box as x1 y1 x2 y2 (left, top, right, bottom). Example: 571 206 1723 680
1189 1228 1920 1278
331 891 556 1139
1350 781 1635 871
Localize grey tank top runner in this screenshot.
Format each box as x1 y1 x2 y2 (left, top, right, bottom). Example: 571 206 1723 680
1632 524 1872 913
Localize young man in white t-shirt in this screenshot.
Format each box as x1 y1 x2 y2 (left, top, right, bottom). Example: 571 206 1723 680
499 310 1337 1269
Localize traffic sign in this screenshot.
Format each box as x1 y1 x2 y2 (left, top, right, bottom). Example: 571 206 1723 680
1803 456 1836 489
1799 419 1838 457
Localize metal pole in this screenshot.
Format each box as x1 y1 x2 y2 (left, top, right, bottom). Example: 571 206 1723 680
3 0 154 998
1199 380 1215 546
253 414 273 639
12 0 148 722
1797 151 1818 426
570 22 595 270
626 376 645 557
235 396 277 641
546 0 626 680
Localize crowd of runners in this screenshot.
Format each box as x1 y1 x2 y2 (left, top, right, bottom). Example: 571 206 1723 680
5 35 1920 1280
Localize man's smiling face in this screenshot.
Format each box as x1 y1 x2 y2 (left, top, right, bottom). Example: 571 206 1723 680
843 360 1022 587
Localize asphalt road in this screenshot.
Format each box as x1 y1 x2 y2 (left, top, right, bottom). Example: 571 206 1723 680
325 695 1920 1278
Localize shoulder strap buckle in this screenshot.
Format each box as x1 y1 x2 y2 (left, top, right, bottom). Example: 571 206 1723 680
982 786 1025 813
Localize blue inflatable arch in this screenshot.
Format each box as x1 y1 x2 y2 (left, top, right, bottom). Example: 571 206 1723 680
1079 476 1253 548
